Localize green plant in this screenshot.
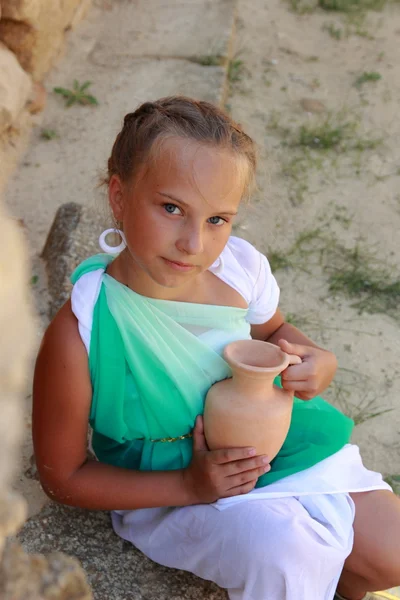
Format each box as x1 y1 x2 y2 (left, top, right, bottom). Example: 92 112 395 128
268 225 400 319
280 145 327 205
324 365 394 425
327 253 400 316
291 114 381 153
227 56 245 83
268 250 293 272
328 377 393 425
284 312 315 329
354 71 382 87
53 80 99 107
30 275 39 285
352 136 382 151
323 22 344 37
318 0 385 11
297 120 354 149
288 0 399 13
288 0 318 12
385 475 400 495
41 128 58 140
191 54 224 66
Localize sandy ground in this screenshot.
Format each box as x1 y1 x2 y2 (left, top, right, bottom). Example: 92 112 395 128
227 0 400 486
4 1 400 597
5 0 399 530
5 0 236 517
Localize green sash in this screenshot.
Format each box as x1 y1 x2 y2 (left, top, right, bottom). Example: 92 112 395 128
71 255 354 488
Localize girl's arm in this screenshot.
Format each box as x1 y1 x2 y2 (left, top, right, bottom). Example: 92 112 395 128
33 301 268 510
250 309 337 400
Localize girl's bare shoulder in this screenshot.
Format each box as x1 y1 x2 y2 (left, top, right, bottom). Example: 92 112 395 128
42 299 83 350
33 299 92 493
36 299 89 375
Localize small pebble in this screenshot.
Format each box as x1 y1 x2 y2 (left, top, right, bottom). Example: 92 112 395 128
300 98 326 114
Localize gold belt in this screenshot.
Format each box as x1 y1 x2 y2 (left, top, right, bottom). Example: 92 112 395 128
150 432 193 443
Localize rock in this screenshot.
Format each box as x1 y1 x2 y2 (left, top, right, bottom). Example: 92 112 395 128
300 98 326 114
26 82 47 114
0 0 42 26
1 541 93 599
0 203 34 491
0 43 32 135
0 18 64 80
0 195 92 600
1 0 90 31
41 203 83 318
18 502 225 600
0 492 27 543
0 1 92 80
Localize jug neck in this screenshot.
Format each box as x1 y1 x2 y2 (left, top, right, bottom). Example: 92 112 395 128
223 340 290 397
229 365 280 397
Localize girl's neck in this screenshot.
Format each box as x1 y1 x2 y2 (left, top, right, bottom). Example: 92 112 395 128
107 251 248 309
107 251 204 302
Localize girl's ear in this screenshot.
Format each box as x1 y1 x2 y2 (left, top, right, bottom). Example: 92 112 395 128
108 175 126 223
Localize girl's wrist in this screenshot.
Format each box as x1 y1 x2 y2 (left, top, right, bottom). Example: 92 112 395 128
179 468 200 506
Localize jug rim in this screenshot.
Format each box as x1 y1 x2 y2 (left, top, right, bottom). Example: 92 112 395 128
223 340 289 374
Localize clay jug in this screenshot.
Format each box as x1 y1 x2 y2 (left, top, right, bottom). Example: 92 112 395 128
203 340 301 460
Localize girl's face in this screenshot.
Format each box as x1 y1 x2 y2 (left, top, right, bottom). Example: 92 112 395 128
109 136 245 297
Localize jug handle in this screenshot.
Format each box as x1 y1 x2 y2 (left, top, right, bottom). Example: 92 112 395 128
285 354 302 367
275 353 302 395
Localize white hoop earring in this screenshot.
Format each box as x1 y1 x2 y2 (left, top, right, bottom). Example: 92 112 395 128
211 254 225 275
98 228 127 254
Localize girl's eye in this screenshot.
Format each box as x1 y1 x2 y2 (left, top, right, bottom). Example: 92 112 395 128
208 216 226 226
164 203 181 215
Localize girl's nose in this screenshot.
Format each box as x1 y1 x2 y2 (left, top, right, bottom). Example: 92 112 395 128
176 226 204 255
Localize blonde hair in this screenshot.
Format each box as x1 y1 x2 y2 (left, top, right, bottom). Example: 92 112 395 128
104 96 257 199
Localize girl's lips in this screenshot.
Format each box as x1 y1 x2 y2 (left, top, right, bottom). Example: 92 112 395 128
163 258 196 271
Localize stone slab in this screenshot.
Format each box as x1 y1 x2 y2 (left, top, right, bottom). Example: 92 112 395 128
6 0 235 257
18 502 227 600
41 202 107 317
6 0 237 595
87 0 236 65
41 202 83 318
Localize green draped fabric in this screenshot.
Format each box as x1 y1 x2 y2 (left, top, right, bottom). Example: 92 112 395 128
71 255 354 488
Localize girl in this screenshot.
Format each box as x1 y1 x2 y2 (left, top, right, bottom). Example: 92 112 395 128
33 97 400 600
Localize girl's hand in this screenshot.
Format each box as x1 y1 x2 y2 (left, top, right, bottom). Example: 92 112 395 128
278 339 338 401
182 416 271 504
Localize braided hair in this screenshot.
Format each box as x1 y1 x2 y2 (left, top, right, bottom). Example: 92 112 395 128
105 96 257 199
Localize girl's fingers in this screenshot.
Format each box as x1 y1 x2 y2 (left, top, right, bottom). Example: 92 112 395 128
227 464 271 488
278 339 308 359
224 466 270 496
222 480 257 497
192 415 208 452
280 363 310 381
212 447 258 464
280 379 311 392
225 455 269 476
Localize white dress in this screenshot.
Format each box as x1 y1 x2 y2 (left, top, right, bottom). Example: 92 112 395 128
71 237 391 600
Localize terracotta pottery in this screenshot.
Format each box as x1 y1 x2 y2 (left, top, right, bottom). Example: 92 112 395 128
203 340 302 460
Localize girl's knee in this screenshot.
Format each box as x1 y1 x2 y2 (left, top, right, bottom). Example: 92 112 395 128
349 490 400 589
230 499 346 570
367 556 400 590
